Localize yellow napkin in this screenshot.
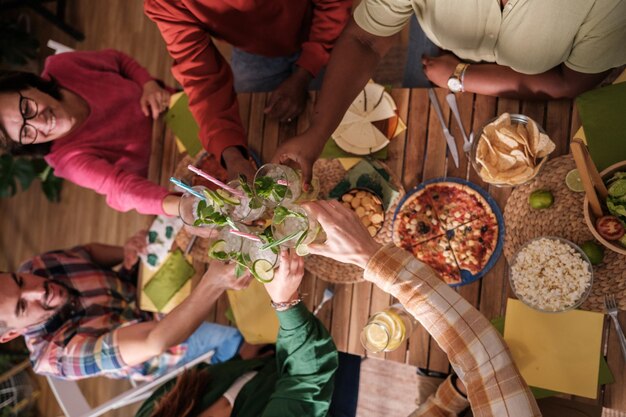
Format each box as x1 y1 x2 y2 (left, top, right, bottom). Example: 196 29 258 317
227 279 279 344
503 298 604 398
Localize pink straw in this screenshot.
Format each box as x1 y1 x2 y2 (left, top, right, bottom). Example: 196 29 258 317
229 229 262 242
187 165 245 198
277 179 289 186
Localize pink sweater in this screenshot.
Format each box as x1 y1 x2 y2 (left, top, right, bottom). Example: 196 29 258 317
43 49 170 215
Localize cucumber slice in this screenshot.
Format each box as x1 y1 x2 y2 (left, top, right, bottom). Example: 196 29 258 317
251 259 275 283
216 189 241 205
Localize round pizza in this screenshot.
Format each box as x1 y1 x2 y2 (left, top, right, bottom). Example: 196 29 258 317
392 181 500 285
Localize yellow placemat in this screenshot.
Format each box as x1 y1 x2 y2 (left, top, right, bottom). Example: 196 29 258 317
227 280 278 344
503 298 604 398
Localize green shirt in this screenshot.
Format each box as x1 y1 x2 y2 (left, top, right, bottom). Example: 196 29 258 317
135 303 338 417
354 0 626 74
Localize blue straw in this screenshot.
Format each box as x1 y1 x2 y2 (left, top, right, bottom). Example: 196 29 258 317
169 177 206 200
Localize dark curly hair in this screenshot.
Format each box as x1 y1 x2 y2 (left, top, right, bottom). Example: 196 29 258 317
0 71 60 156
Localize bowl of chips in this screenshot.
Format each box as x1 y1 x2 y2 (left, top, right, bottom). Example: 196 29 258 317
470 113 555 187
340 188 385 237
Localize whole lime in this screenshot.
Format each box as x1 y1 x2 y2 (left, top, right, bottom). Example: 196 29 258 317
529 189 554 209
580 240 604 265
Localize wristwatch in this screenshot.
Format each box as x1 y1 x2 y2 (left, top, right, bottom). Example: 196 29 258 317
447 63 470 93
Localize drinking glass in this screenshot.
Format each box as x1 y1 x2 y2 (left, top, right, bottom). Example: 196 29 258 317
179 186 212 227
253 164 302 207
226 180 266 223
360 304 416 353
271 203 325 249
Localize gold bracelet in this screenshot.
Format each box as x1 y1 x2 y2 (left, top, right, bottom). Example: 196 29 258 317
270 297 302 312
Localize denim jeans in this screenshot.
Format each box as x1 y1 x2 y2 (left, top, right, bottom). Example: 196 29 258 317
403 15 441 88
231 47 325 93
179 321 243 365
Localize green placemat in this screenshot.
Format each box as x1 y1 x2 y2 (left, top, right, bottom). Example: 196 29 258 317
320 137 388 160
576 82 626 172
165 93 202 157
144 249 195 311
492 316 613 399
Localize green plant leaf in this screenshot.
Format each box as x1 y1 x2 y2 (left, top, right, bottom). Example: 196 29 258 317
41 171 63 202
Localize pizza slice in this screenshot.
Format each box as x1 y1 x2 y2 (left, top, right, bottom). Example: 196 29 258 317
426 183 491 229
412 235 461 285
448 214 499 275
393 189 446 250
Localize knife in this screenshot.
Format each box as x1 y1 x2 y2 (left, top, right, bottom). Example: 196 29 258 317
445 93 472 153
428 89 459 168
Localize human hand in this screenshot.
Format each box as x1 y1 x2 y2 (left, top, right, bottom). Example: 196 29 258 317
200 260 253 291
140 80 171 119
123 230 148 269
302 200 381 269
264 67 311 123
263 249 305 303
271 131 324 191
222 146 256 182
422 53 461 88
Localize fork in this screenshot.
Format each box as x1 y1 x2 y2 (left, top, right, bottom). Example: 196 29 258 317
605 294 626 361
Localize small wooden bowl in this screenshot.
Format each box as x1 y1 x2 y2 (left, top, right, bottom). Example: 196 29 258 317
583 160 626 255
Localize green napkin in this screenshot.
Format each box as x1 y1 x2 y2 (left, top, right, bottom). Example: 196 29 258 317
491 316 613 399
164 94 203 157
320 137 387 160
576 82 626 172
144 249 195 311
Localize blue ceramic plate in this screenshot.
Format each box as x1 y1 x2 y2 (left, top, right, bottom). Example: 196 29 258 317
392 177 505 287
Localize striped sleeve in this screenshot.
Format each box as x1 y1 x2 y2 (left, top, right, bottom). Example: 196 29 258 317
364 244 541 417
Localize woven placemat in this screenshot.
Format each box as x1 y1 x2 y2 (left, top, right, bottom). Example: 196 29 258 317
304 159 405 284
504 154 626 312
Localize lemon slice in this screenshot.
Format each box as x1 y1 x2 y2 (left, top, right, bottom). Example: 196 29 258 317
216 189 241 205
251 259 275 283
364 324 389 352
565 169 584 193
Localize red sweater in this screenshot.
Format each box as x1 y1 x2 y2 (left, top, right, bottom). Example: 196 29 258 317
43 50 171 215
144 0 351 158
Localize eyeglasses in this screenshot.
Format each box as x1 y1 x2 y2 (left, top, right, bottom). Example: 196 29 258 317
18 92 38 145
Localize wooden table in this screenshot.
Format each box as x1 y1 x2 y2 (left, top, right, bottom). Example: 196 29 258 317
152 88 626 412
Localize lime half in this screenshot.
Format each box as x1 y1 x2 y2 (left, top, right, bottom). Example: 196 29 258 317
208 239 228 259
251 259 275 283
580 240 604 265
565 169 585 193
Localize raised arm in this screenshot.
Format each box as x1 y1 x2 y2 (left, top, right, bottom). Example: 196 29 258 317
46 152 175 215
261 250 338 417
305 201 541 417
144 0 252 179
272 17 394 186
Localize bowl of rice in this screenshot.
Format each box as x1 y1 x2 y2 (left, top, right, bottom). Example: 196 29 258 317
508 236 593 313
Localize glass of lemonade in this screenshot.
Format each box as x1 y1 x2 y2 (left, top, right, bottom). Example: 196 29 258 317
243 238 281 283
253 164 302 207
208 227 245 262
360 304 416 353
179 185 211 227
226 180 267 224
270 203 325 252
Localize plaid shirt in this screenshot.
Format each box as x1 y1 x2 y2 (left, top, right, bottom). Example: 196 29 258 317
19 247 186 381
365 244 541 417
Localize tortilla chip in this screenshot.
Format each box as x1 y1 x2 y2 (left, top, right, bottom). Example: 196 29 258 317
534 132 556 159
493 112 511 129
